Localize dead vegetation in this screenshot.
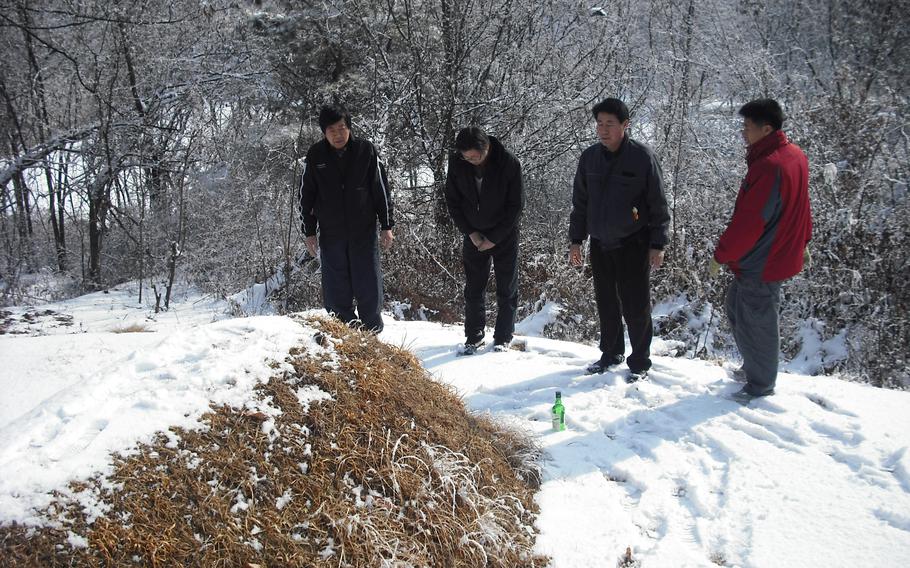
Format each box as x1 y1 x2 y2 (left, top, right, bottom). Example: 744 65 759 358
0 316 547 567
0 310 14 334
109 323 152 333
0 309 74 335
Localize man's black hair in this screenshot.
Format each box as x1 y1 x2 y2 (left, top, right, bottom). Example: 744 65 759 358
738 99 784 131
454 126 490 153
318 104 352 133
591 98 630 123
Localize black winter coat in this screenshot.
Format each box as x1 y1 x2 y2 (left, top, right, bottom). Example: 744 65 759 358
299 137 394 239
444 136 524 244
569 135 670 250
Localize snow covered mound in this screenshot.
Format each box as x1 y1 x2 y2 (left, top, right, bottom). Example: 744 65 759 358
380 320 910 568
1 301 543 567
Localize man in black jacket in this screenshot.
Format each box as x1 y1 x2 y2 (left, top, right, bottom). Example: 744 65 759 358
299 104 394 332
445 127 524 354
568 98 670 381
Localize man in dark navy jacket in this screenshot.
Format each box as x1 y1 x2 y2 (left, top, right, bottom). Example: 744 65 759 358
445 127 524 354
569 98 670 382
711 98 812 402
299 104 394 332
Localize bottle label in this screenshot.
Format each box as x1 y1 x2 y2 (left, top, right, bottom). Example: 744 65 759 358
552 396 565 432
552 406 564 431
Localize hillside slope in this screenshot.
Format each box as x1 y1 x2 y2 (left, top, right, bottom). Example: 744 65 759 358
1 286 909 566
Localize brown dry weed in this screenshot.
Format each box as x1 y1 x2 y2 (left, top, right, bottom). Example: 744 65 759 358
109 323 153 334
0 316 547 567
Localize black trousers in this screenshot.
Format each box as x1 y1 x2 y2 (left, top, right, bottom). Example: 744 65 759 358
319 230 384 332
590 237 653 372
462 229 519 345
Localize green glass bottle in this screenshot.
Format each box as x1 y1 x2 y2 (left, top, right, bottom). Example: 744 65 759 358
551 391 566 432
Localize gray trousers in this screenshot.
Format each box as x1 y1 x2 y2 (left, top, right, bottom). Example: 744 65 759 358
725 277 782 395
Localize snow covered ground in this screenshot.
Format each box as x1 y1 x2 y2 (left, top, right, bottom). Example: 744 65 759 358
0 284 313 525
2 287 909 566
381 320 910 567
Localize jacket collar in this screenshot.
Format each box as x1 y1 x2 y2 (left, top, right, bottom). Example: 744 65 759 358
746 130 788 165
600 133 628 159
321 135 355 152
484 135 503 166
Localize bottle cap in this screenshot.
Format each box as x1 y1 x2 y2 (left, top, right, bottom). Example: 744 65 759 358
555 391 561 398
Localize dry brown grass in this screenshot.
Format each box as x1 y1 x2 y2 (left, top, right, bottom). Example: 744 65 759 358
0 316 547 567
109 323 153 334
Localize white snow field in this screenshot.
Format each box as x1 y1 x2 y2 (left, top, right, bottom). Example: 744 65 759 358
0 285 314 525
1 286 909 567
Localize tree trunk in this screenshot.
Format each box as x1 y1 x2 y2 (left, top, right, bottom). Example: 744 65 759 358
20 1 67 270
47 167 67 271
87 168 112 289
668 0 695 257
120 22 167 216
164 241 178 310
435 0 459 232
88 198 102 288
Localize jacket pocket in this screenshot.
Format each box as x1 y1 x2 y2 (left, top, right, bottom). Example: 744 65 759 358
352 186 369 212
605 174 646 231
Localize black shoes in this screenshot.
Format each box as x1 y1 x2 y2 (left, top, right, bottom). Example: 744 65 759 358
585 354 649 383
459 339 510 356
460 340 485 356
625 370 648 383
730 386 774 404
729 367 748 383
585 354 625 375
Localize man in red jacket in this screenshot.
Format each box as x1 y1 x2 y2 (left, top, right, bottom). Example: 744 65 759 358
711 99 812 402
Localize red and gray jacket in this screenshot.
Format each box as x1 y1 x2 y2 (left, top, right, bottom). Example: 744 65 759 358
714 130 812 282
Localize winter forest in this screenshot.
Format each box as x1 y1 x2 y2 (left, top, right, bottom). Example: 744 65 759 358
1 0 908 388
